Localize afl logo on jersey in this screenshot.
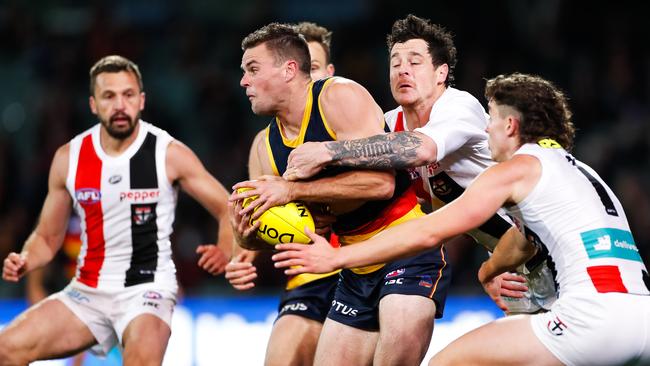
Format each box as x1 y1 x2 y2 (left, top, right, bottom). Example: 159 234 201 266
75 188 101 205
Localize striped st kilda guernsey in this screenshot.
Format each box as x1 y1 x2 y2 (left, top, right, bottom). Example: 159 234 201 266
66 121 178 290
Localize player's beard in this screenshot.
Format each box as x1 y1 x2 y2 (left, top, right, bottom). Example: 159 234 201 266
101 111 140 139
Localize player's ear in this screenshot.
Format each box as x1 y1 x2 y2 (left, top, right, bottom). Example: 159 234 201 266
436 63 449 86
140 92 146 111
326 64 335 77
89 96 98 115
506 116 520 137
284 60 298 81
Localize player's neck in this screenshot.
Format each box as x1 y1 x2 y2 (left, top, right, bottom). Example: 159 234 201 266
276 80 311 139
402 86 446 130
100 122 140 156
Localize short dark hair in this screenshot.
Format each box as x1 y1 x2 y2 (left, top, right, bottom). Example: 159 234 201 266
387 14 457 87
89 55 143 95
295 21 333 64
241 23 311 76
485 73 576 150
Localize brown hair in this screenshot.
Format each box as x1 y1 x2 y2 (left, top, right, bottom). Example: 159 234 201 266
485 73 576 150
241 23 311 75
89 55 143 95
387 14 457 87
295 21 333 64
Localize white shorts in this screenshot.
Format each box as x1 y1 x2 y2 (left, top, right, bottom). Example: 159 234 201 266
53 279 177 357
530 292 650 366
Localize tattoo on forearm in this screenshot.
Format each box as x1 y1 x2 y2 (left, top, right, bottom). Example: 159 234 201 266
326 132 424 169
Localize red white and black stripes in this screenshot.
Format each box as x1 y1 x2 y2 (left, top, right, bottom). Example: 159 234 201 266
66 121 177 290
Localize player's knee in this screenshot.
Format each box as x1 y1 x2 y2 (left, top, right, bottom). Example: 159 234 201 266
123 342 166 366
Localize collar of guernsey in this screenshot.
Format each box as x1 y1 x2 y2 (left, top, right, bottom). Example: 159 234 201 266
265 78 424 278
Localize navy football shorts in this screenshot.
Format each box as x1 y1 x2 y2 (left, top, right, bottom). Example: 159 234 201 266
276 273 339 323
327 247 451 330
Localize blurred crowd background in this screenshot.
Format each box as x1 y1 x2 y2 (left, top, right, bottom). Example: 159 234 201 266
1 0 648 299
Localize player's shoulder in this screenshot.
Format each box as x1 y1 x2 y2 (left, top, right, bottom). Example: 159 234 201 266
430 87 488 128
69 123 99 144
436 87 485 114
320 76 368 102
140 120 175 142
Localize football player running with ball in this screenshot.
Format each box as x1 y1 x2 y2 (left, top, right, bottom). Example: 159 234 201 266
230 22 450 366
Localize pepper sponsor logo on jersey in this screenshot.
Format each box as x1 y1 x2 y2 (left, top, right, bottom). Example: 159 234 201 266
580 228 642 262
120 189 160 202
75 188 101 205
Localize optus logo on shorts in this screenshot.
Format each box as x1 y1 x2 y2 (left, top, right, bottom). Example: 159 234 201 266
331 300 358 317
75 188 101 205
280 302 308 314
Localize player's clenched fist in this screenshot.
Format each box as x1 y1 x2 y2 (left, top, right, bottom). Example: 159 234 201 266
2 252 27 282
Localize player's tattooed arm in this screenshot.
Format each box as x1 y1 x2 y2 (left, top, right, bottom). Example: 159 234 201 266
284 131 437 181
327 131 434 170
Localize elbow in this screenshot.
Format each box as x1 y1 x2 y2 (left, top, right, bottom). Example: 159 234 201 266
411 132 438 167
414 148 434 167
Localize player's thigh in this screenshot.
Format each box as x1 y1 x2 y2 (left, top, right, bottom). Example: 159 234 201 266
376 294 436 365
0 298 96 361
121 313 171 366
265 315 322 366
430 315 562 366
314 318 377 366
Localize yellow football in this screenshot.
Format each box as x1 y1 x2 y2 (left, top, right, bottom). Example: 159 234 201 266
236 188 315 245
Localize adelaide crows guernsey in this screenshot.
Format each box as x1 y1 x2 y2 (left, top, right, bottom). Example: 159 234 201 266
266 78 422 278
66 121 178 290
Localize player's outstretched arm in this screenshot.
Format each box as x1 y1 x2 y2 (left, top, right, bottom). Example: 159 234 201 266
275 160 523 273
2 145 72 282
167 141 235 275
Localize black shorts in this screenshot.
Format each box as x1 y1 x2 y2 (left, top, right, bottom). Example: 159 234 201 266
327 247 451 331
276 274 339 323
